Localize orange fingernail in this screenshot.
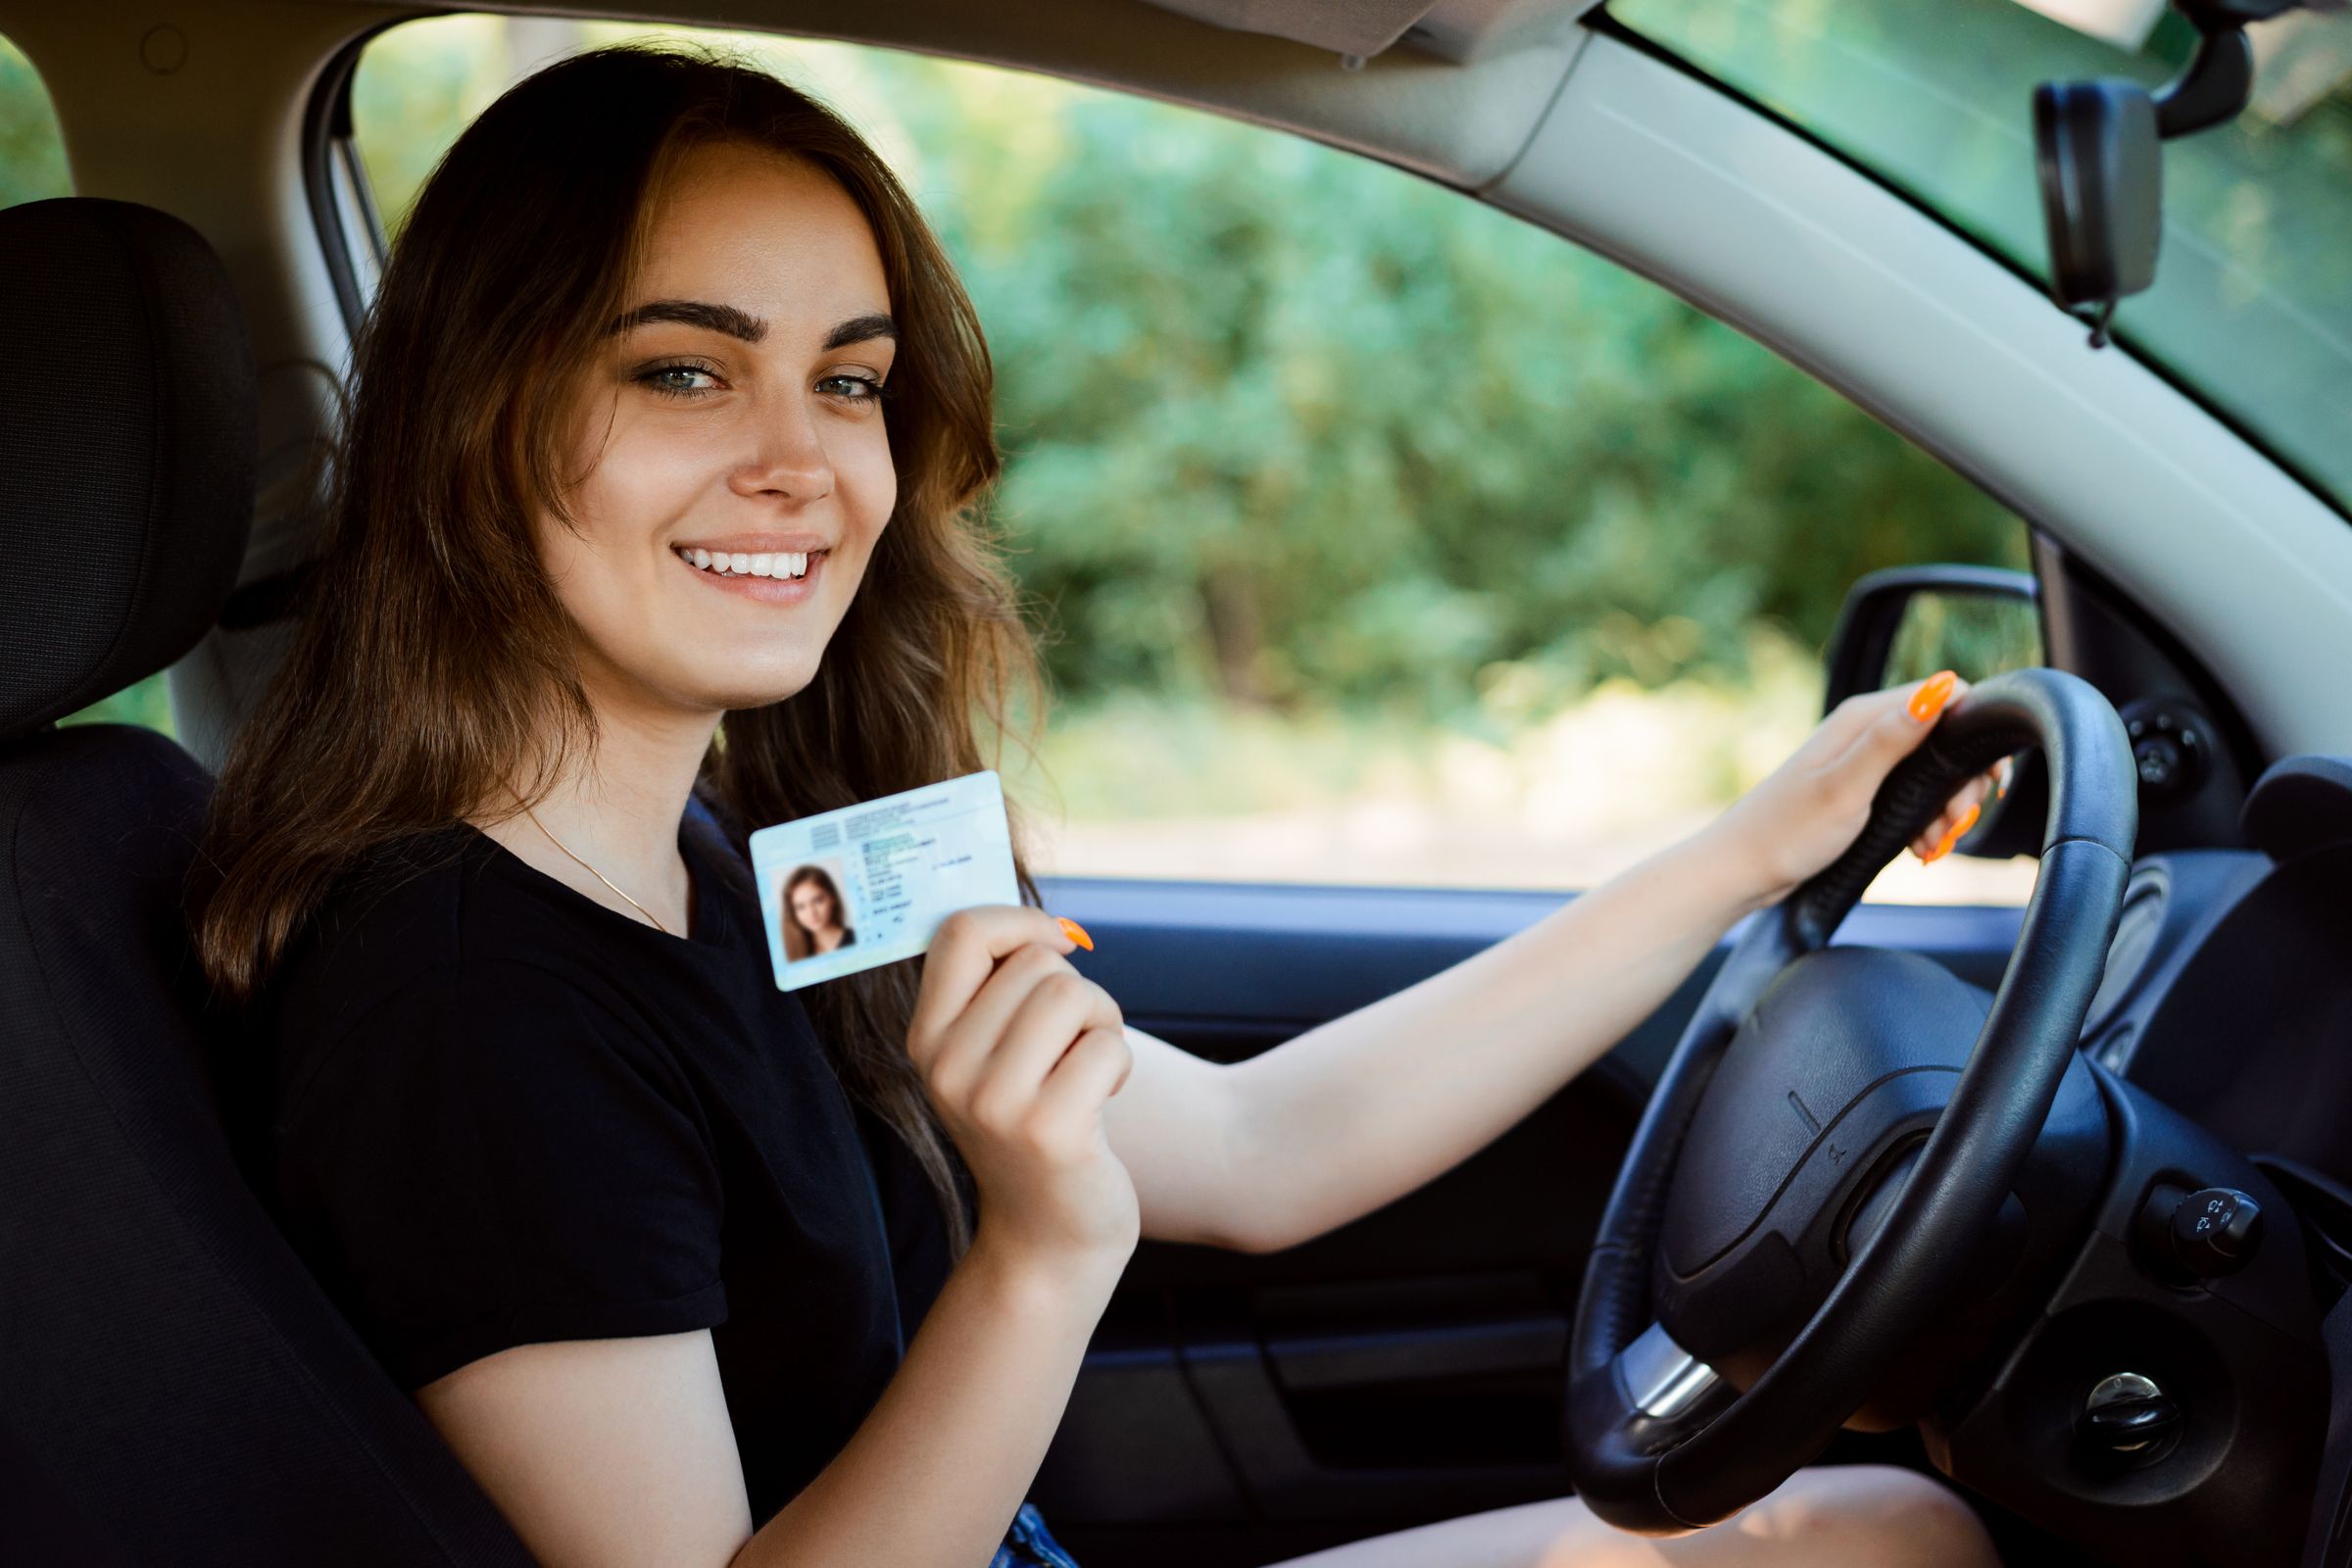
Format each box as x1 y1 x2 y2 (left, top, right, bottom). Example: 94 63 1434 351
1907 670 1958 723
1924 802 1982 863
1055 915 1095 952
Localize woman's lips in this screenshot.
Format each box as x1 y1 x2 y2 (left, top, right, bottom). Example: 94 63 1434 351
673 545 828 604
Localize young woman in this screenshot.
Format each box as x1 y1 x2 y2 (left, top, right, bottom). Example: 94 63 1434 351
196 41 2007 1568
783 864 857 958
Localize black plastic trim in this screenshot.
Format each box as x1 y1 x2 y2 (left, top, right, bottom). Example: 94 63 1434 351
299 18 408 337
2034 528 2265 831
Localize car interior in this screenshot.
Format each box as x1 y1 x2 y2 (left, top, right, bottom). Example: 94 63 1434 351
5 2 2352 1566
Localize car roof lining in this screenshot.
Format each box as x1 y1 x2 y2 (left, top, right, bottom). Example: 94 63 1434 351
1139 0 1445 58
576 0 1601 188
4 0 1601 196
1138 0 1598 63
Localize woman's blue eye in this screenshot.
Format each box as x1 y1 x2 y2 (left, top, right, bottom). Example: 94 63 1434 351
634 364 890 405
637 362 720 399
819 373 890 405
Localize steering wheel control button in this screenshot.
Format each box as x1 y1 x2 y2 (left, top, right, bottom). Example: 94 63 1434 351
2120 703 2210 803
2132 1182 2266 1283
2170 1187 2264 1278
2077 1372 2182 1467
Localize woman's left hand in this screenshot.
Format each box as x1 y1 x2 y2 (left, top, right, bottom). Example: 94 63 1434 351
1704 669 2013 912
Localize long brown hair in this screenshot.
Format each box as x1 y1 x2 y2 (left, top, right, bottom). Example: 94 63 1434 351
195 39 1044 1253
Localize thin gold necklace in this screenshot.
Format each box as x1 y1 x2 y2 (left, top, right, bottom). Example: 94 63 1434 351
521 805 672 936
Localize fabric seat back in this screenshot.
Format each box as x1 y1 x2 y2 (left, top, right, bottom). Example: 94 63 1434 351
0 196 535 1567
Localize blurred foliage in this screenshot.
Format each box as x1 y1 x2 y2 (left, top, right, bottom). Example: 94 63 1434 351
0 32 68 209
352 15 514 248
919 86 2025 722
1886 589 2044 690
59 675 175 736
352 17 2028 738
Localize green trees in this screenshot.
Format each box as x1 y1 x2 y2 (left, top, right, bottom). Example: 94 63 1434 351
0 36 67 210
860 45 2025 722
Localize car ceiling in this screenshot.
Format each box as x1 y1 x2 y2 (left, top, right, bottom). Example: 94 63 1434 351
1139 0 1602 62
14 0 1601 188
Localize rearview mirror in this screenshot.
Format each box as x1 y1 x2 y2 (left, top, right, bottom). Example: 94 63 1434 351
2032 0 2277 337
2034 80 2162 315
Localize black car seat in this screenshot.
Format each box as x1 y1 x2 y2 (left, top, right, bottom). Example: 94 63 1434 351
0 196 536 1566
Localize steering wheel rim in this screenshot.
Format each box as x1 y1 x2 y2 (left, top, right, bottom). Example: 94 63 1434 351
1563 666 2137 1533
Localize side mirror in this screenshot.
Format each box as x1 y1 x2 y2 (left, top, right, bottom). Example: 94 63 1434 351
1823 565 2046 859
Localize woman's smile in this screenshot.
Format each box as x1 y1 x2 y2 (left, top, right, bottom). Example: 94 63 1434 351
669 532 833 605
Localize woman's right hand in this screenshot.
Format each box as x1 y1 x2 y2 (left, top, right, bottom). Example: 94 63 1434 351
906 907 1140 1283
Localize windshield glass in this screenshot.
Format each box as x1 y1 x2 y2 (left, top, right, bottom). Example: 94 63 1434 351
1608 0 2352 515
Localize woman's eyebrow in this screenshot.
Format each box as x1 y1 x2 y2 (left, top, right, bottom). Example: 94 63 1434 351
603 302 897 352
607 300 767 342
822 313 898 350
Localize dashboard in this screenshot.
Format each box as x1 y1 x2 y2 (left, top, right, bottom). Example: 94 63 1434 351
2073 756 2352 1296
1898 754 2352 1565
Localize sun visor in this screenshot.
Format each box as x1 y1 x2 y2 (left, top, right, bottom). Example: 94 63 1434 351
1136 0 1442 58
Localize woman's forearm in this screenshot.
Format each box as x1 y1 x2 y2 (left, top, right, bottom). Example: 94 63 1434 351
1217 826 1767 1254
734 1228 1118 1568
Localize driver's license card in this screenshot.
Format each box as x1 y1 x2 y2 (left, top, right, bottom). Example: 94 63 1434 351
749 769 1019 991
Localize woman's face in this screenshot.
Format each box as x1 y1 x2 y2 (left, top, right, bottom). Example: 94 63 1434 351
790 878 837 934
539 139 899 717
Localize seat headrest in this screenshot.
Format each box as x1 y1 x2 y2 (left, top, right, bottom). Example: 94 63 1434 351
0 197 256 742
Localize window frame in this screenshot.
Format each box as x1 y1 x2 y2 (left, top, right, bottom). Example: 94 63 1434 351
302 23 394 335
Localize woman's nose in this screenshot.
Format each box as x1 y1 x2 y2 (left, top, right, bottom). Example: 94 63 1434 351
732 400 835 504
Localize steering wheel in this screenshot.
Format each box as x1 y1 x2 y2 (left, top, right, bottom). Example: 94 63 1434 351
1564 666 2137 1532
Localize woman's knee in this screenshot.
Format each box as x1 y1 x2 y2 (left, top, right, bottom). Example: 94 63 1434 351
1728 1464 1998 1568
1256 1466 1998 1568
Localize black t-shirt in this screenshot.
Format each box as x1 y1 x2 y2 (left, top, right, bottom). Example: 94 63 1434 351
262 813 955 1526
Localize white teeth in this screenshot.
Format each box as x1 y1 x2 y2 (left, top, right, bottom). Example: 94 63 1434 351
677 546 819 578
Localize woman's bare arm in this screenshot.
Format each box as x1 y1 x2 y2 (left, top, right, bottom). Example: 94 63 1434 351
1102 825 1757 1254
1104 674 2003 1254
417 1229 1117 1568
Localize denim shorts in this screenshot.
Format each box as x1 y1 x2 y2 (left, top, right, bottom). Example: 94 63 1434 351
988 1502 1080 1568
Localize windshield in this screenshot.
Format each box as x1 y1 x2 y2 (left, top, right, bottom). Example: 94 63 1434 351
1607 0 2352 516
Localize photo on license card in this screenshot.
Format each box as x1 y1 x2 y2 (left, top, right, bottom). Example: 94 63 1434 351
775 856 858 963
749 770 1020 991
